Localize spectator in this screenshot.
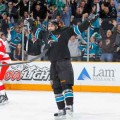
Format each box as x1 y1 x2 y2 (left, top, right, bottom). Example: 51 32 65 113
7 1 18 22
14 43 22 60
113 0 120 23
74 7 83 22
68 35 81 61
51 6 59 19
23 11 29 19
93 0 101 13
100 6 113 19
56 0 65 15
33 4 47 20
80 0 92 14
26 33 42 61
16 0 29 17
82 36 99 61
90 5 100 34
9 22 22 60
60 5 72 26
70 0 77 16
100 20 117 62
0 0 7 17
79 0 86 12
114 24 120 61
1 12 9 35
109 0 117 19
115 24 120 47
0 0 118 62
101 19 114 31
32 0 41 12
45 0 56 6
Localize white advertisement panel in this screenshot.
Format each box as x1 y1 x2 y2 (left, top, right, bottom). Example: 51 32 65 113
4 62 51 84
4 62 120 86
73 62 119 86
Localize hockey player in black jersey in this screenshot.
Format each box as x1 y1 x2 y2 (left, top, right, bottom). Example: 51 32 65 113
40 13 99 119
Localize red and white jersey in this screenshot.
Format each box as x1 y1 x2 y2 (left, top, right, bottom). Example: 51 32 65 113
0 38 11 64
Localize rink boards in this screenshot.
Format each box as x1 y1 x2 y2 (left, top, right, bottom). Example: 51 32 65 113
4 61 120 93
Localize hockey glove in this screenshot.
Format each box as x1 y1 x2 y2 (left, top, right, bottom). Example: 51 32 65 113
88 13 99 24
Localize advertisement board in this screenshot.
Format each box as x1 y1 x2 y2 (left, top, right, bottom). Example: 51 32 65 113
73 62 119 86
4 62 51 84
4 61 120 92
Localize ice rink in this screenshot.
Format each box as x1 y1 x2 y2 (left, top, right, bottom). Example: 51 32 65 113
0 90 120 120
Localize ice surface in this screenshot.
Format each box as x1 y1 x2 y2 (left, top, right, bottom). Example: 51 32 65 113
0 91 120 120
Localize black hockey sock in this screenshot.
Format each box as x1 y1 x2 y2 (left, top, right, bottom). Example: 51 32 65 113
55 93 65 110
64 89 73 106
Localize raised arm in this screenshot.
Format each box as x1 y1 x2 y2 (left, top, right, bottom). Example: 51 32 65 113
73 13 99 35
114 0 119 13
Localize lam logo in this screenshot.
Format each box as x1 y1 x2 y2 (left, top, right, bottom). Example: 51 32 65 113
78 67 91 80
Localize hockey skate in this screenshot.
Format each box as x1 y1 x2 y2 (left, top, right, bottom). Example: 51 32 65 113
66 105 73 118
0 93 8 105
54 108 66 120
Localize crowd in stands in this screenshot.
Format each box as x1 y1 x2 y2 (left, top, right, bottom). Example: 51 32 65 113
0 0 120 62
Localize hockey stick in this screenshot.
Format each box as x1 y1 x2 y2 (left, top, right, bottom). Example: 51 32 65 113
0 49 48 66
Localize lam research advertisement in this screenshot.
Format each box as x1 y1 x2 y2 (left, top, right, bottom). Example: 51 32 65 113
4 62 120 86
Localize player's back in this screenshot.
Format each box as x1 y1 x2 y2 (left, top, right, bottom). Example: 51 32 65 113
0 38 11 63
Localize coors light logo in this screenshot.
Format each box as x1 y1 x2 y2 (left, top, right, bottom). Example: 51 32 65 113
4 64 50 81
